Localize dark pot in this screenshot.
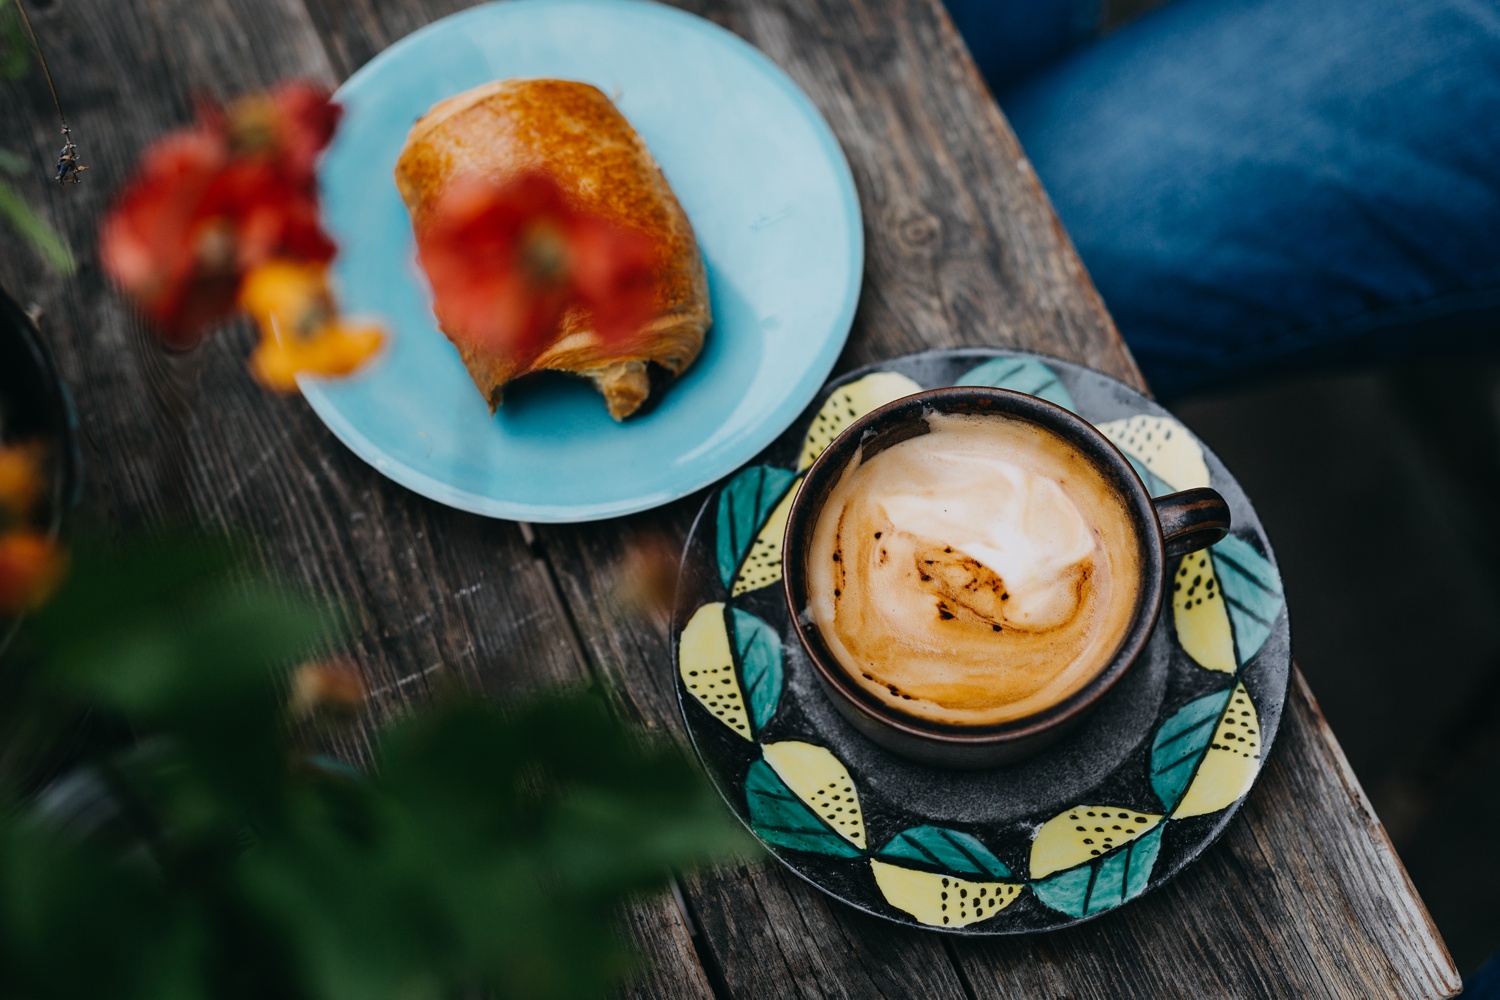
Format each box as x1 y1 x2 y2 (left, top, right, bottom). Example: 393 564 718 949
0 285 80 650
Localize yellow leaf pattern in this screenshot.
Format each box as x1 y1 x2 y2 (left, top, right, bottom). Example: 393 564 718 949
1030 806 1163 879
731 475 801 596
870 860 1021 928
1173 549 1236 673
1173 683 1261 819
799 372 922 470
762 741 866 848
1096 415 1209 491
678 603 752 740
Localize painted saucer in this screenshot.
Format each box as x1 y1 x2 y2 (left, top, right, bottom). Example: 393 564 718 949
672 349 1291 933
310 0 862 522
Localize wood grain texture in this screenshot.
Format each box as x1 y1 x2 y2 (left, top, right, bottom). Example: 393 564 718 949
683 862 969 999
0 0 708 995
0 0 1459 995
947 674 1462 998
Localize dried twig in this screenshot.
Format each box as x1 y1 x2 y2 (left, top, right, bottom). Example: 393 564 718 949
9 0 84 184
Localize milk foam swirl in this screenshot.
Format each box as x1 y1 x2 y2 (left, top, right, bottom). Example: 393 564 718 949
806 413 1142 727
878 455 1095 632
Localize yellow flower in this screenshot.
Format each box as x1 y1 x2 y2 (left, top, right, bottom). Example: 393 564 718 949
250 319 385 392
239 260 384 392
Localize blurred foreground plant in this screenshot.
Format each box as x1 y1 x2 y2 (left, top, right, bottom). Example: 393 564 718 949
0 531 750 1000
99 81 383 387
0 0 79 272
415 171 659 361
0 442 64 617
0 0 27 83
0 150 74 275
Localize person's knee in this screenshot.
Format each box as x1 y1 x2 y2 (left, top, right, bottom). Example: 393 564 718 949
1004 0 1500 395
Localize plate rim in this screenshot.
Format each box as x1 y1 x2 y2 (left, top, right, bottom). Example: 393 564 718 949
302 0 865 522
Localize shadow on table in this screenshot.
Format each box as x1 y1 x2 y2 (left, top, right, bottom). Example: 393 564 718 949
1170 359 1500 980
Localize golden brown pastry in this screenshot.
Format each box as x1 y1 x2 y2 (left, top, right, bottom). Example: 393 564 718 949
395 79 711 420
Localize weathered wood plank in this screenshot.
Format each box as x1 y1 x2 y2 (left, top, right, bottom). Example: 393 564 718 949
0 0 1460 994
0 1 710 995
292 0 1027 989
1 0 588 752
683 861 969 1000
948 674 1461 999
523 0 1460 995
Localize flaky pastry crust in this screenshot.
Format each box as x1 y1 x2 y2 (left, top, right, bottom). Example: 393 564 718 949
396 79 710 420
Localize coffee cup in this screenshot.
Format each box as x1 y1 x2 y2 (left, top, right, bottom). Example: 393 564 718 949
782 386 1230 769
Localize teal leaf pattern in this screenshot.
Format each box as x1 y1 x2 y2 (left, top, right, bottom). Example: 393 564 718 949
1030 825 1164 917
729 608 783 733
1212 535 1284 664
680 360 1286 930
744 760 863 858
957 357 1075 412
715 465 798 590
878 826 1012 879
1150 688 1234 812
1122 453 1174 499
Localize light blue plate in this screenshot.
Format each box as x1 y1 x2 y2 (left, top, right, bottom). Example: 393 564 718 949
310 0 863 521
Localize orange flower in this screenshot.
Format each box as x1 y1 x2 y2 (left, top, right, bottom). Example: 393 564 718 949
618 532 681 621
414 172 659 360
0 531 66 615
0 444 46 519
289 659 366 717
251 320 385 392
240 260 384 391
99 82 341 347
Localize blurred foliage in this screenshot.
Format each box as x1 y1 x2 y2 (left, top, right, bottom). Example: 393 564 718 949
0 151 75 275
0 0 77 275
0 0 27 82
0 531 751 999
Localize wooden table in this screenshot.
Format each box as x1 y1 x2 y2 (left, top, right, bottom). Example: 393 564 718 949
0 0 1462 995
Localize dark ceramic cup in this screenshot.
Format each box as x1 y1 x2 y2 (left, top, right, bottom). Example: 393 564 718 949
782 386 1230 769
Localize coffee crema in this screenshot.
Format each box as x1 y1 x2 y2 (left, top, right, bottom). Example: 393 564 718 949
805 412 1143 727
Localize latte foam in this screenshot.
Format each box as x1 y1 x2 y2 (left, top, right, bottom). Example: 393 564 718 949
805 412 1142 727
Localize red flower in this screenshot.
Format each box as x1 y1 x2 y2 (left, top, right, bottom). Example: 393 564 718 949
252 82 342 183
99 82 341 347
414 172 659 360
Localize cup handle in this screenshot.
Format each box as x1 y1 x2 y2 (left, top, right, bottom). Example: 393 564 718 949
1153 487 1231 559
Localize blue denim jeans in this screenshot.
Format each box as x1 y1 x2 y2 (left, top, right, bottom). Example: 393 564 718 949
948 0 1500 399
1470 952 1500 999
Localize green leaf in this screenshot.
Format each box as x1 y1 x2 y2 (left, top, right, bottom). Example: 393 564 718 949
0 816 209 999
1150 687 1233 812
0 178 75 275
877 825 1010 878
0 1 29 83
715 465 798 591
27 532 335 719
956 357 1075 412
1212 535 1284 663
727 608 783 733
744 759 862 858
1030 824 1163 918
